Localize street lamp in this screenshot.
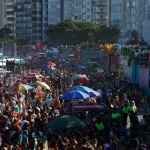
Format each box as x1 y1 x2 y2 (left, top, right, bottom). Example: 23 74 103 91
2 30 6 68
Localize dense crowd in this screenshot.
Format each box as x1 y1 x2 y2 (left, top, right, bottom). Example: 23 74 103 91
0 61 149 150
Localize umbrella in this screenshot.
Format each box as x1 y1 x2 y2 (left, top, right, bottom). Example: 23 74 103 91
91 68 104 73
47 62 56 66
0 68 11 74
88 90 101 97
36 81 50 90
76 77 89 84
95 72 105 76
61 90 90 100
71 74 87 80
75 65 86 70
73 102 105 112
24 73 44 80
45 115 87 129
65 86 100 97
11 84 33 92
42 65 56 71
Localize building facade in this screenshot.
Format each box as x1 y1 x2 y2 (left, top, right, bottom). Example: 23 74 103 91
108 0 142 43
72 0 107 24
109 0 126 42
15 0 32 43
48 0 72 25
5 0 16 36
138 0 150 44
125 0 139 41
15 0 48 44
0 0 6 28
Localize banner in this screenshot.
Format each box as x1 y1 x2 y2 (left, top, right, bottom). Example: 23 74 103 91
139 68 149 88
110 56 119 72
124 66 132 80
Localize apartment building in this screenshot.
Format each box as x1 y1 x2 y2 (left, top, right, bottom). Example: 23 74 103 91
15 0 32 43
5 0 16 36
15 0 48 43
72 0 107 24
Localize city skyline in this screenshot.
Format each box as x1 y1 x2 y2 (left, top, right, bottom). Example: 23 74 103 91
0 0 150 44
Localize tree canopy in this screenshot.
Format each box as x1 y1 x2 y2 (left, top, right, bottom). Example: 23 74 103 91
0 27 15 43
45 19 120 46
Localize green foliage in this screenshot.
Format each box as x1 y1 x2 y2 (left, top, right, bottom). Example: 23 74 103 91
120 47 135 60
0 27 15 43
45 20 120 46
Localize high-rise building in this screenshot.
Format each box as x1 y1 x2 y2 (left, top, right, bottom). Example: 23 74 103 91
5 0 16 36
109 0 126 42
138 0 150 44
125 0 139 40
72 0 107 24
48 0 72 25
15 0 48 44
15 0 32 43
0 0 6 28
109 0 124 27
41 0 48 42
108 0 140 43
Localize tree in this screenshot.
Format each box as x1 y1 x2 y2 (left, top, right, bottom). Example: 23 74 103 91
0 27 15 43
16 37 28 45
45 20 120 46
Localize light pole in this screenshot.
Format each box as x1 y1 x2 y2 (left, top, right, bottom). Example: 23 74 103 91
129 0 132 41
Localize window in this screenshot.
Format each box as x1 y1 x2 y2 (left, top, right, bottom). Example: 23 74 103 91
87 1 90 5
143 14 146 20
75 16 78 20
148 13 150 20
100 15 104 19
7 11 14 15
24 4 31 9
92 1 97 5
148 6 150 12
87 15 90 19
7 5 14 9
100 8 103 12
87 8 90 12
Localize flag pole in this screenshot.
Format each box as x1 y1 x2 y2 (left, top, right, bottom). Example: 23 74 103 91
2 43 3 68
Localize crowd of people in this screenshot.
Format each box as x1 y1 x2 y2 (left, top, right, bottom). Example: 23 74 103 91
0 60 149 150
